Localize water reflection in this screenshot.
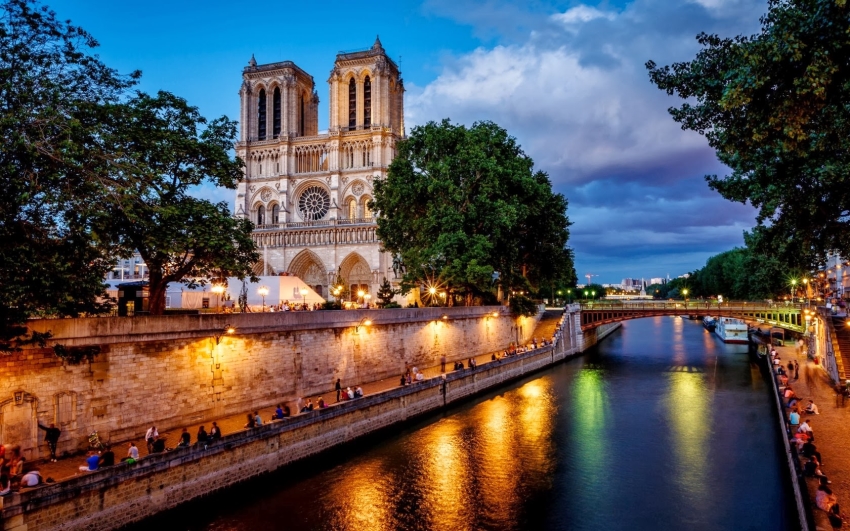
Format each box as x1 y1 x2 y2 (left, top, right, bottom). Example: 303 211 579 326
666 371 710 509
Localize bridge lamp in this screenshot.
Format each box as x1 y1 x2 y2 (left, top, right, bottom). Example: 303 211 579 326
257 285 269 312
355 318 372 332
682 288 689 301
213 324 236 346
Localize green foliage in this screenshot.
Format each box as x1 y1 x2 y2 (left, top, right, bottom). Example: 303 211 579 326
0 0 140 350
376 277 397 307
581 284 607 300
53 344 101 365
331 274 350 301
647 0 850 266
321 301 343 310
509 294 538 317
372 119 575 305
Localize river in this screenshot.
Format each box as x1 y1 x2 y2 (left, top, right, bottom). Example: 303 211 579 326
132 316 794 531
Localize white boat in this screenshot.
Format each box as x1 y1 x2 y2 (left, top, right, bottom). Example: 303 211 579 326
714 317 749 344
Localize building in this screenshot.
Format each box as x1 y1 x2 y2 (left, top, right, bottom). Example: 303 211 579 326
649 277 666 286
234 38 404 300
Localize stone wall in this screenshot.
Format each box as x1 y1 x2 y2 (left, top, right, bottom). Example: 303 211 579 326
0 307 541 461
0 344 572 531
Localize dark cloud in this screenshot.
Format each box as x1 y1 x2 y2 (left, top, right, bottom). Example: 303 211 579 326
409 0 768 282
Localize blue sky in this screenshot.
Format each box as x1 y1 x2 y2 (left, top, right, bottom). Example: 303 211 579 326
49 0 769 284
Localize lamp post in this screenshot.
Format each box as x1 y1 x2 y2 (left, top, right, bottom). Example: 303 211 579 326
682 288 689 307
428 286 437 306
802 278 809 305
300 287 308 308
791 278 797 302
211 284 225 313
357 289 365 308
567 289 572 304
258 285 269 312
364 293 371 308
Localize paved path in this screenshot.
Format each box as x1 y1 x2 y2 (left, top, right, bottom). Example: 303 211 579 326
769 334 848 530
25 310 569 486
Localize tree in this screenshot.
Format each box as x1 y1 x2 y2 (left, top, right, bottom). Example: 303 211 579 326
0 0 140 349
376 277 397 307
647 0 850 266
372 119 575 306
101 91 258 314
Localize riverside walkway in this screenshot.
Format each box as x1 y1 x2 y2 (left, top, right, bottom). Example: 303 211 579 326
16 310 569 488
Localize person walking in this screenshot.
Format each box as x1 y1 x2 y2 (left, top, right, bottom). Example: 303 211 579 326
440 355 446 373
145 426 158 454
794 360 800 380
335 379 342 402
37 422 61 462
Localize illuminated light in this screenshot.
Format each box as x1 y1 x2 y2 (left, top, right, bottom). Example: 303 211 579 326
492 312 499 318
226 327 235 335
429 287 437 295
357 290 365 298
442 314 448 320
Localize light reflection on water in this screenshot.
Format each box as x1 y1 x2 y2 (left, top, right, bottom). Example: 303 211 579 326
132 318 793 531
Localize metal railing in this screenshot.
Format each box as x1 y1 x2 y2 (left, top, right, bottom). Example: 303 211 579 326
254 218 375 231
578 300 805 311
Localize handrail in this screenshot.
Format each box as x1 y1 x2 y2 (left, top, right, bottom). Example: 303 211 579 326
578 300 804 311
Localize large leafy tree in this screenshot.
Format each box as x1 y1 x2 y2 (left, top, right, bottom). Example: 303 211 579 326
647 0 850 266
0 0 139 349
102 92 258 314
372 119 575 305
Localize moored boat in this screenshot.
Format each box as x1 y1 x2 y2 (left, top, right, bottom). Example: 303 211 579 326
715 317 749 343
702 316 717 331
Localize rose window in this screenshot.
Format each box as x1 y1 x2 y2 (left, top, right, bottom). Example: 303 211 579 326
298 186 330 221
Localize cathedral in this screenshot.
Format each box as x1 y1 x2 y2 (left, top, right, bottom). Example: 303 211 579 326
234 38 404 300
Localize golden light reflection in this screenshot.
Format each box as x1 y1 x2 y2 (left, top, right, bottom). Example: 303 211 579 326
477 397 518 524
418 419 473 530
666 370 711 508
517 379 556 472
341 467 392 531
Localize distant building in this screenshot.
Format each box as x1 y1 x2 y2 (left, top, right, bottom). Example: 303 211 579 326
620 278 642 290
650 277 666 286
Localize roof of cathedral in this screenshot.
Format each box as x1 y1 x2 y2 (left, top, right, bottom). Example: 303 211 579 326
243 58 314 81
335 38 398 70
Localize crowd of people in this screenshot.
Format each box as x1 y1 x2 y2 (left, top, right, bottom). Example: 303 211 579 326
774 347 844 529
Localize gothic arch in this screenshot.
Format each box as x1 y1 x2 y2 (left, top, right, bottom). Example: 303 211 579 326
288 249 328 296
252 257 276 276
339 252 372 293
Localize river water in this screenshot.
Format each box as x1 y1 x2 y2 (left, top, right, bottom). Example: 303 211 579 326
136 316 794 531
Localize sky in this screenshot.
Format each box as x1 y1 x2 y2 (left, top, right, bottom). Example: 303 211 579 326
48 0 769 284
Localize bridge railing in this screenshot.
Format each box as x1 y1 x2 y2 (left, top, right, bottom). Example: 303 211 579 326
578 300 805 312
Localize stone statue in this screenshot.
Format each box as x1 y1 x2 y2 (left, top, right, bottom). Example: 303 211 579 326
392 254 406 279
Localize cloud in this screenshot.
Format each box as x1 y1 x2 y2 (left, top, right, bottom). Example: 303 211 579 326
409 0 767 282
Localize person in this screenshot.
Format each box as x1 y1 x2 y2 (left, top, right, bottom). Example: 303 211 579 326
0 443 5 472
799 419 814 441
282 405 291 418
399 374 407 386
803 440 823 464
829 504 844 531
415 371 424 382
99 445 115 467
318 397 326 408
440 355 446 373
145 426 158 454
806 400 820 415
254 411 263 427
19 468 41 487
245 414 255 429
38 422 61 462
794 360 800 380
79 450 99 472
335 379 342 402
789 410 800 426
124 442 139 462
210 422 222 441
273 404 285 420
355 386 363 397
296 397 304 412
178 428 191 447
8 447 24 478
152 437 166 453
788 397 800 410
805 457 828 481
818 485 839 512
306 399 314 411
347 387 354 400
197 426 209 446
0 474 10 496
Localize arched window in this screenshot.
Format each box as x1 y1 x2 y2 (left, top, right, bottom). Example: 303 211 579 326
271 204 280 224
273 88 281 138
258 89 267 140
364 76 371 127
348 198 357 219
348 77 356 130
257 205 265 226
362 197 372 219
300 93 305 136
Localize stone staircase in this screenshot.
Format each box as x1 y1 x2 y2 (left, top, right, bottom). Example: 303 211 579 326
530 308 565 342
832 316 850 381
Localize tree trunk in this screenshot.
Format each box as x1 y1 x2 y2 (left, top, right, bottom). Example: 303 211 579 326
147 270 167 315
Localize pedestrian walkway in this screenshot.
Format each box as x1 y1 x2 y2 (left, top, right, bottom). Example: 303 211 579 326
770 337 849 530
25 309 569 486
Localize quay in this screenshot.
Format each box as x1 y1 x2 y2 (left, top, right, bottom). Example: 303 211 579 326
0 306 621 531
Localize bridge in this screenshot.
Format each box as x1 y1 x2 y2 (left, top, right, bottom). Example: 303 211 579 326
578 300 806 333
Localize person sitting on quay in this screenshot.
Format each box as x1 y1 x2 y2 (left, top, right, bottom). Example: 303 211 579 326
178 428 191 448
817 485 839 512
355 386 364 397
304 399 314 412
415 371 424 382
123 442 139 463
272 404 286 420
789 409 800 427
197 426 209 446
347 387 355 400
210 422 222 441
799 419 814 441
254 411 263 427
805 400 820 415
399 374 407 386
803 440 823 464
244 413 256 429
79 450 99 473
8 447 24 479
151 437 167 453
18 468 41 488
145 426 159 454
0 474 10 496
99 445 115 467
804 456 828 482
318 397 327 408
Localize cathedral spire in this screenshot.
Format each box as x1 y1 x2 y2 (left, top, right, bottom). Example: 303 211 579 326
372 35 383 51
248 54 257 67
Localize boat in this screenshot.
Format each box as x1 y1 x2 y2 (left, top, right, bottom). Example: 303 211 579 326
703 316 717 331
714 317 749 344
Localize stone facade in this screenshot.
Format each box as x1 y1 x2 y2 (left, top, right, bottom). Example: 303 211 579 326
235 37 404 300
0 308 540 462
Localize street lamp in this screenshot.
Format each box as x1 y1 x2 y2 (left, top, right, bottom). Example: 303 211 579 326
791 278 798 301
300 287 308 308
364 293 372 308
567 289 572 304
213 324 236 345
211 283 225 313
257 285 269 312
682 288 689 304
583 290 588 301
357 289 365 307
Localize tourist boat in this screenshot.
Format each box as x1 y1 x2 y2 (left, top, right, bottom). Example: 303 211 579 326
702 316 717 331
714 317 749 344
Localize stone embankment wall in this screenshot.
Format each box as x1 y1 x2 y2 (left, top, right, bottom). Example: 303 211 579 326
0 343 574 531
0 308 541 462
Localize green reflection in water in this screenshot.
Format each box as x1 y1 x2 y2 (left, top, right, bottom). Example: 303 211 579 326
571 367 610 493
665 370 711 509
